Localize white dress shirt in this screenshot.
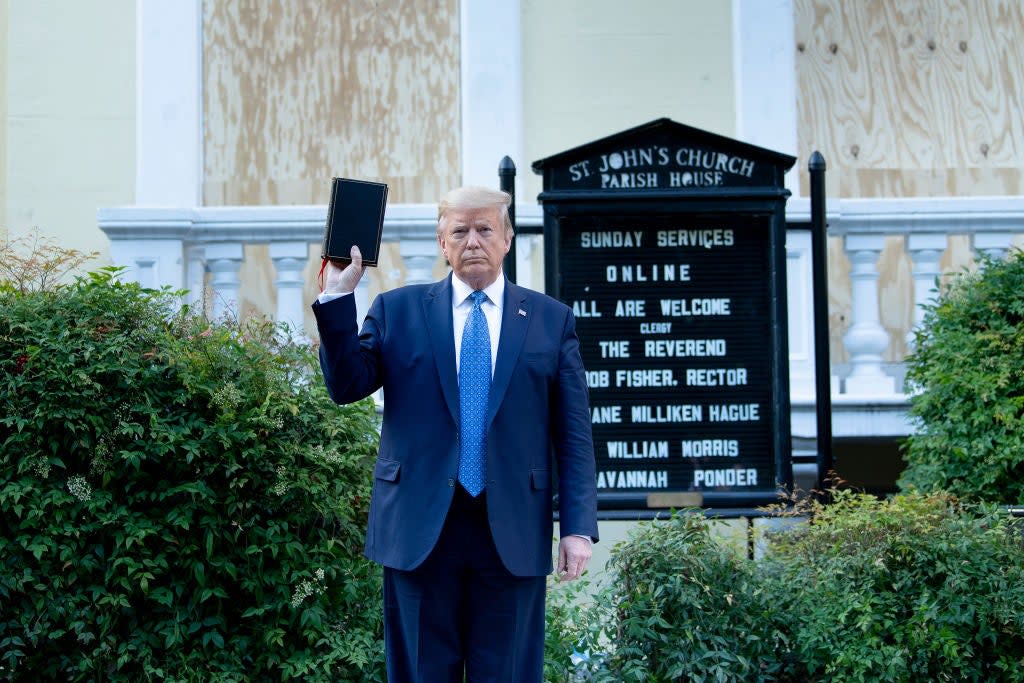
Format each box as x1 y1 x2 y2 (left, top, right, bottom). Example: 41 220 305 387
318 274 504 375
451 274 503 376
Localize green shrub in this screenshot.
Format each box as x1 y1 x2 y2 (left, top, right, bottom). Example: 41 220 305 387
901 250 1024 503
608 514 788 682
546 513 789 683
544 574 615 682
0 268 384 681
545 492 1024 682
765 490 1024 682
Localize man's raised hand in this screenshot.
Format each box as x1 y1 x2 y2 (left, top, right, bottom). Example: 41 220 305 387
325 245 365 294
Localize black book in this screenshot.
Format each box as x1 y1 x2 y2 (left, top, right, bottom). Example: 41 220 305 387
321 177 389 267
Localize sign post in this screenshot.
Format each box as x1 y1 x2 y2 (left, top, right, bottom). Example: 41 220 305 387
532 119 796 510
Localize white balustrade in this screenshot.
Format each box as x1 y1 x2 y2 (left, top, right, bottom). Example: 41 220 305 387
842 234 896 395
973 232 1014 261
101 208 190 292
386 205 456 286
269 241 309 338
205 242 244 322
905 233 946 351
98 196 1024 438
823 197 1024 399
185 244 205 309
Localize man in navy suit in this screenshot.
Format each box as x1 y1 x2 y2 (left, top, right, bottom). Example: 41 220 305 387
313 186 598 682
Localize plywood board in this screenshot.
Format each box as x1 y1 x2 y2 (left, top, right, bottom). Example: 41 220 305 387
796 0 1024 198
203 0 457 331
203 0 460 207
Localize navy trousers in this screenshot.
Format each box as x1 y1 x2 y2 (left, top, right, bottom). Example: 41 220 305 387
382 485 546 683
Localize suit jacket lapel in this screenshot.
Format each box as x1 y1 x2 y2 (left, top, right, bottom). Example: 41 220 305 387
424 276 460 426
488 280 529 427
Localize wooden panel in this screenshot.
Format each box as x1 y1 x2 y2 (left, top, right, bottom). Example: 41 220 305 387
827 236 851 363
203 0 460 206
795 0 1024 198
238 244 275 323
798 1 1024 368
203 0 458 331
940 234 975 284
878 236 912 361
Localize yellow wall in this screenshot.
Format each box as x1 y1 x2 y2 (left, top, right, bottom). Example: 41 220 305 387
521 0 736 201
3 0 135 263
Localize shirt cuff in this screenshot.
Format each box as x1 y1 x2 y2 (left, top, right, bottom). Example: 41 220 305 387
317 290 351 305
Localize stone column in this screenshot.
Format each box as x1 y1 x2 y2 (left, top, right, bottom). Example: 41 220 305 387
842 234 895 394
905 233 946 351
973 232 1014 261
400 236 438 286
205 243 243 322
270 241 310 339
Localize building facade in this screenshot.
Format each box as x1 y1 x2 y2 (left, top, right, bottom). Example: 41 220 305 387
3 0 1024 505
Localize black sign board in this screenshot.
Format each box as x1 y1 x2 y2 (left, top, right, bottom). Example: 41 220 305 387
533 119 796 509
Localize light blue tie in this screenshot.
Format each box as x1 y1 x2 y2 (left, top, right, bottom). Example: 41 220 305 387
458 290 490 497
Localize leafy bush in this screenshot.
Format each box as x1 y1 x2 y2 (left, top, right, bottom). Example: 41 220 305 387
544 575 615 682
901 250 1024 503
545 492 1024 682
546 513 789 683
607 514 788 682
765 490 1024 682
0 267 384 681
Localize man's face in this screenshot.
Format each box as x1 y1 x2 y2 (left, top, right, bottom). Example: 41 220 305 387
438 206 511 290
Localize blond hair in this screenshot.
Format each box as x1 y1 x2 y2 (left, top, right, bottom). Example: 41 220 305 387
437 186 514 238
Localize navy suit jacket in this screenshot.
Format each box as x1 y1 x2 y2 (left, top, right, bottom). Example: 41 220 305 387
313 274 598 577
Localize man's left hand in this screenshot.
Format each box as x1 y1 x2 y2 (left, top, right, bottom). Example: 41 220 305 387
557 536 592 582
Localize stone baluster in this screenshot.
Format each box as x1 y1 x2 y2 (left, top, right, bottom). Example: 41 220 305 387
400 234 438 285
905 234 946 351
185 244 206 310
842 234 895 394
973 232 1014 261
205 243 243 322
270 241 309 339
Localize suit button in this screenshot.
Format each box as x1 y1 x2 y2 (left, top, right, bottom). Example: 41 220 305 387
448 478 455 487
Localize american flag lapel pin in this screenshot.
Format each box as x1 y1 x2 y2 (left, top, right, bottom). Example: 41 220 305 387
517 308 527 317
